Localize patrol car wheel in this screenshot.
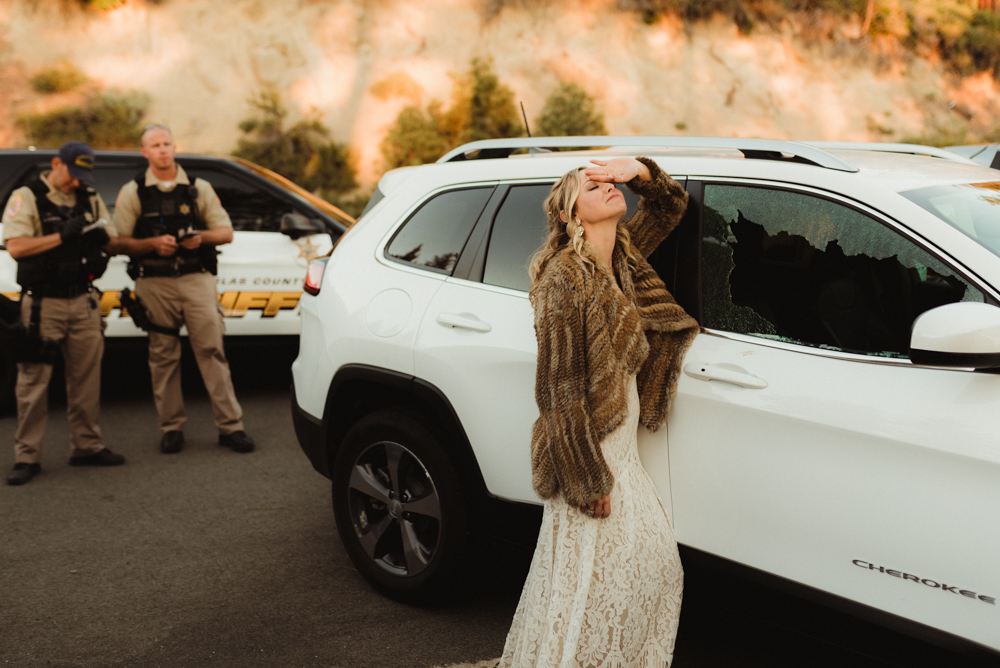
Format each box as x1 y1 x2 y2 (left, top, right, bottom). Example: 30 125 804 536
332 409 471 605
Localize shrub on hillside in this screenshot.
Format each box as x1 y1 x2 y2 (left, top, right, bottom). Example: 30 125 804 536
233 91 357 199
18 91 148 148
30 63 88 94
459 58 524 142
380 58 524 171
535 83 607 137
956 9 1000 76
380 104 452 169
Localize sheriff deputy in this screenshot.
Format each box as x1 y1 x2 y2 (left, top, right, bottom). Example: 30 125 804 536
112 123 255 455
3 141 124 486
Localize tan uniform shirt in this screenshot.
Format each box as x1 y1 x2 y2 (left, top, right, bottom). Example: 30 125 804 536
112 165 232 236
2 172 113 242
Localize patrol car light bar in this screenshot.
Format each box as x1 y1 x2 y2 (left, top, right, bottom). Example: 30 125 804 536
437 136 860 173
803 141 979 164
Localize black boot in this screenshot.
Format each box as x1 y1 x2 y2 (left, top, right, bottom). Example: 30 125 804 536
69 448 126 466
7 463 41 486
219 430 255 453
160 431 184 454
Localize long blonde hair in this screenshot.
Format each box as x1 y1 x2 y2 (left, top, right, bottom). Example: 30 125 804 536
528 166 639 287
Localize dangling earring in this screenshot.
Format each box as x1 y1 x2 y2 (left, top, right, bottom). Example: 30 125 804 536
575 226 584 238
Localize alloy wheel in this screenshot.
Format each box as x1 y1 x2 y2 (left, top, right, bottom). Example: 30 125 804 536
347 440 442 577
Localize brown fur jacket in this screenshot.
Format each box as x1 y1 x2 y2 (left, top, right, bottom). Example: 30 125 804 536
529 157 700 508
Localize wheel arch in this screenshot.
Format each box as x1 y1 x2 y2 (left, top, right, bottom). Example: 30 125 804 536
321 364 491 503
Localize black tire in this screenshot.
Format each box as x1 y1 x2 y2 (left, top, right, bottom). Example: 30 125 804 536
332 408 471 605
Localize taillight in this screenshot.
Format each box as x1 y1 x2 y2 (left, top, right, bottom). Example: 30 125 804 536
304 257 329 296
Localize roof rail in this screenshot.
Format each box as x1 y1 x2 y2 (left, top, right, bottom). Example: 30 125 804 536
804 141 978 164
437 136 860 173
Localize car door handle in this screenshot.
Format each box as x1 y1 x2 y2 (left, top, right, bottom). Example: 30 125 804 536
436 313 492 333
683 363 767 389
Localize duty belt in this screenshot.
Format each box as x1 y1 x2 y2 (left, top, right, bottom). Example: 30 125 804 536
134 256 205 278
25 283 92 299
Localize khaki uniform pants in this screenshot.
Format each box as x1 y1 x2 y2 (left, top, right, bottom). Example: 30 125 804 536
134 271 244 435
14 292 105 464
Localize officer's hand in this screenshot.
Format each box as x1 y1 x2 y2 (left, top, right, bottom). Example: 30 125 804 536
59 217 86 243
153 235 178 256
179 233 202 250
83 226 111 248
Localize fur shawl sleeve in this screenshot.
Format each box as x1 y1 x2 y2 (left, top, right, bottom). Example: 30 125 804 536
622 157 689 258
529 258 615 508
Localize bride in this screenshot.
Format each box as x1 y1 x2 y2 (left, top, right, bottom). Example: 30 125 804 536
498 156 700 668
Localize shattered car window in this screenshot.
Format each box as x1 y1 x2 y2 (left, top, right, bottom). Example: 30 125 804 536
702 184 983 358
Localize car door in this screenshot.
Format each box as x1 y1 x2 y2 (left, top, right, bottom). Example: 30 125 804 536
667 180 1000 648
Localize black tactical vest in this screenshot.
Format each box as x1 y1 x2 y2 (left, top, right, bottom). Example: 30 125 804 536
129 172 218 276
15 179 109 293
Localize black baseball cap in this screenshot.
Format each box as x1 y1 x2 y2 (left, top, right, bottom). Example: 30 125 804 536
58 141 95 185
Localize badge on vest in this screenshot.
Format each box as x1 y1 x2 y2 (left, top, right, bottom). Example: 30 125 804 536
180 204 191 215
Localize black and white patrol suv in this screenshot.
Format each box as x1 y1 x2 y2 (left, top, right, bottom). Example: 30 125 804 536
292 136 1000 660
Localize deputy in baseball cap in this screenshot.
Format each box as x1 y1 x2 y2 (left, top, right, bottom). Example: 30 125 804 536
57 141 96 185
3 138 122 486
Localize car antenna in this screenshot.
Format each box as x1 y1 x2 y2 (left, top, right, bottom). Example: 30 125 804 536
520 101 531 137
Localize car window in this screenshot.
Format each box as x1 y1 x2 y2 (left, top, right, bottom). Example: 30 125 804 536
900 181 1000 258
95 168 143 214
701 184 984 358
386 187 492 275
483 184 640 293
185 168 294 232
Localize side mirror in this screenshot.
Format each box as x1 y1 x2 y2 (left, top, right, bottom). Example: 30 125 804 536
280 212 325 240
910 302 1000 369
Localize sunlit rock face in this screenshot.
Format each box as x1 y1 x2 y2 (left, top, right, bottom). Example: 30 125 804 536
1 0 998 185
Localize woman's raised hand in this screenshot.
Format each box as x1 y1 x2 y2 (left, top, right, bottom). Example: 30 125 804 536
581 493 612 519
584 158 650 184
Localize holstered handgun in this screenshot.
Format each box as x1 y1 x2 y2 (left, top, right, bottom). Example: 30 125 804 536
118 289 181 337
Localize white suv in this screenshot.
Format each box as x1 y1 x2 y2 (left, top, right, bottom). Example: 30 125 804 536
292 137 1000 660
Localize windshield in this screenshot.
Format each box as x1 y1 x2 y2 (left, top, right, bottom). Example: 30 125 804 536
901 181 1000 257
229 157 356 228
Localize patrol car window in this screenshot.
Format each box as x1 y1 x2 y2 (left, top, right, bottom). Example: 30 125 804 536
184 169 292 233
702 184 984 358
94 168 143 214
386 188 492 275
483 184 640 292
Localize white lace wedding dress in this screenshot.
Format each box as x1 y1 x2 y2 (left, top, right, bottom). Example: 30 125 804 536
498 376 683 668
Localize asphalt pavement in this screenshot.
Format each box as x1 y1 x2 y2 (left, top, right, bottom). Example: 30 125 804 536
0 340 984 667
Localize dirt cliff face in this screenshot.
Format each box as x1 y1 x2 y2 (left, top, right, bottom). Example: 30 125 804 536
1 0 998 185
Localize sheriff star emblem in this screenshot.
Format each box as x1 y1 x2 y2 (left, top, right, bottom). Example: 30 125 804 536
297 238 319 262
180 204 191 215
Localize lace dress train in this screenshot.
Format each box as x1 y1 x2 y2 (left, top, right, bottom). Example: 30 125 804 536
499 376 683 668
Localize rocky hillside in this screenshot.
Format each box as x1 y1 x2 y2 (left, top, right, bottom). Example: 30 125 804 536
1 0 999 185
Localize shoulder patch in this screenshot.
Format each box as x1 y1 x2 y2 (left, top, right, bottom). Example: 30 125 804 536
4 193 22 218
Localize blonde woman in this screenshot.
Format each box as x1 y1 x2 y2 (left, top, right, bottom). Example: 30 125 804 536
499 157 700 667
